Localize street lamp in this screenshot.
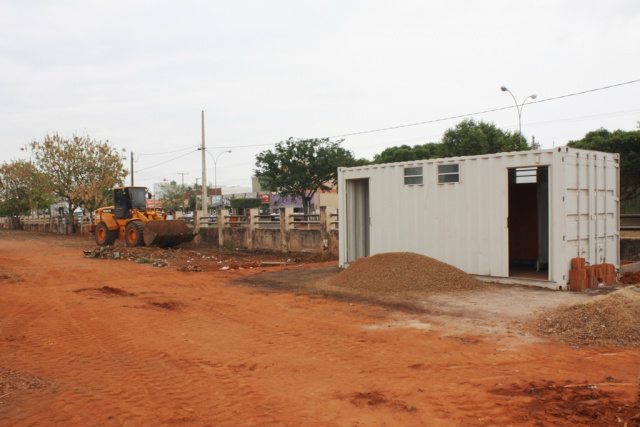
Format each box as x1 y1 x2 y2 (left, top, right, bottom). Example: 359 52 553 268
500 86 537 148
206 150 232 209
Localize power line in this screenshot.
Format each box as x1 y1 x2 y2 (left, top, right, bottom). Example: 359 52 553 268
136 145 200 156
215 142 274 149
134 78 640 170
136 150 197 172
327 78 640 138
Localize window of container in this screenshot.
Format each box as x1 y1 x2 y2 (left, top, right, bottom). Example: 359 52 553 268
403 166 423 185
437 164 460 183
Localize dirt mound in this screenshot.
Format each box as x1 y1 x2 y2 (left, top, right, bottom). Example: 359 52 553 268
619 271 640 285
331 252 490 294
535 287 640 347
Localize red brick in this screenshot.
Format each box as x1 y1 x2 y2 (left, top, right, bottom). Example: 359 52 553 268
570 279 586 291
595 266 604 280
569 268 587 280
571 258 586 269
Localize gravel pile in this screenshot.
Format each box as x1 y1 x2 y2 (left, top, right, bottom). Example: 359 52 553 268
331 252 490 294
536 287 640 347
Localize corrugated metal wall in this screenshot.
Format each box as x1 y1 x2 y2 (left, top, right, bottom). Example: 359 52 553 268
562 148 620 268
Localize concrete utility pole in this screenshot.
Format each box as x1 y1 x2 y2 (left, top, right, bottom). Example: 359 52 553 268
177 172 188 189
130 151 134 186
201 111 207 220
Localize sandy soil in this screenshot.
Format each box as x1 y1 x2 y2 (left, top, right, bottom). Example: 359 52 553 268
1 230 639 426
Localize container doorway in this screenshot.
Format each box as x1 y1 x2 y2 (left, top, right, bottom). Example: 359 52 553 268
345 178 370 264
508 166 549 280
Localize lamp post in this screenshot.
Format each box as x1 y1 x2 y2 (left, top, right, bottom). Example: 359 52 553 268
500 86 537 148
206 150 232 209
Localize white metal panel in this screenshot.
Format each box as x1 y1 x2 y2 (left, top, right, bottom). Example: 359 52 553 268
561 147 619 271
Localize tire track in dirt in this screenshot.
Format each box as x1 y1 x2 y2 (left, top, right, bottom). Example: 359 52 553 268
3 235 640 426
4 278 296 426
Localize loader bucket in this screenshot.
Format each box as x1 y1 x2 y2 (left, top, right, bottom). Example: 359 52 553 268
143 220 195 248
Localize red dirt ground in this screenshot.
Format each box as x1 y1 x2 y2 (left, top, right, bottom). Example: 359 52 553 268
1 230 639 426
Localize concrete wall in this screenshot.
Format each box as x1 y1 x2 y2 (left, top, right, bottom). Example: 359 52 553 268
196 228 219 247
222 227 249 250
194 206 338 256
1 215 90 235
288 229 324 252
252 228 282 252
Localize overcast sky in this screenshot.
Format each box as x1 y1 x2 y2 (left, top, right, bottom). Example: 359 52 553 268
1 1 639 193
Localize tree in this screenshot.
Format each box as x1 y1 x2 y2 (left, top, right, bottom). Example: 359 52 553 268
0 160 54 229
159 182 187 214
187 192 197 211
373 142 442 164
440 119 531 157
371 120 532 165
255 137 358 213
27 133 128 232
567 128 640 202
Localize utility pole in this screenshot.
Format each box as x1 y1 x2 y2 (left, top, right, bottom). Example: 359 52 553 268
177 172 188 189
130 151 134 186
201 111 207 221
177 172 188 214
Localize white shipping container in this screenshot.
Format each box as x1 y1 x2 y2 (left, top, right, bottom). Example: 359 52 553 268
338 147 620 290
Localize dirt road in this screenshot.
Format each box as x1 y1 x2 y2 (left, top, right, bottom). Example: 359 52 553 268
1 231 639 426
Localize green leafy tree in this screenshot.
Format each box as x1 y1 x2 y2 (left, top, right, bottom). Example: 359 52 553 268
159 182 187 213
27 132 128 232
372 120 532 165
0 160 54 229
255 137 358 213
567 128 640 202
373 142 442 164
441 119 531 157
187 192 197 211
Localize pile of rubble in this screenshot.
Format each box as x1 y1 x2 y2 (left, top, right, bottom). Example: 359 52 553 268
536 286 640 347
83 247 170 267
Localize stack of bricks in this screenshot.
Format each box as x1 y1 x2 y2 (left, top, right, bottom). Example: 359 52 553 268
569 257 616 292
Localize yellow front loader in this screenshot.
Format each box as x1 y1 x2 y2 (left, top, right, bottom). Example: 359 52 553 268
89 186 194 248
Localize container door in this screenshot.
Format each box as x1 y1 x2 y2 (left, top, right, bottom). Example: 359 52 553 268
508 166 549 280
346 179 370 263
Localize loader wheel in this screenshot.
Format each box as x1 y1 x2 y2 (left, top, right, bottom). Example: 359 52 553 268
125 221 145 247
95 222 116 246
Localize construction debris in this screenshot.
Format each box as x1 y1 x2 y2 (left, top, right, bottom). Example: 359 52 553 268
535 286 640 347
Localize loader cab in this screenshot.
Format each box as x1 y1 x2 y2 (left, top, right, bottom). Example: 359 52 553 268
113 187 148 220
